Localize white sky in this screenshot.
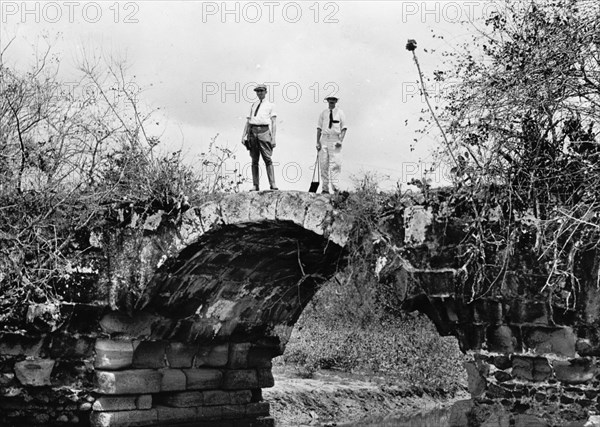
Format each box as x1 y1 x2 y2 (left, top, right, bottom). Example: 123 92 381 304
0 1 493 191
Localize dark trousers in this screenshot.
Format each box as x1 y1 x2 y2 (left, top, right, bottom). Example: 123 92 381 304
248 126 276 189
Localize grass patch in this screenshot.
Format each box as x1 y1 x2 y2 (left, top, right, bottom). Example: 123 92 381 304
278 278 467 396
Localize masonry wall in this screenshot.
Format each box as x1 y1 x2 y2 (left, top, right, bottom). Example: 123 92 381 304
0 304 275 427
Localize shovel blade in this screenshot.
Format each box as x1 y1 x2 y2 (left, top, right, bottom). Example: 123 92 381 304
308 182 319 193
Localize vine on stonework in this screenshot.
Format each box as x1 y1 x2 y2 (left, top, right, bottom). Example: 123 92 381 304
408 0 600 308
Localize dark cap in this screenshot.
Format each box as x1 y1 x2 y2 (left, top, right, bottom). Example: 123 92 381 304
324 96 339 102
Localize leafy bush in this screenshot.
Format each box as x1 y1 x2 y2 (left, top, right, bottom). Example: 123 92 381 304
0 41 244 324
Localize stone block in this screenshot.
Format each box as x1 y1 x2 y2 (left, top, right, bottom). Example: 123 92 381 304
252 417 275 427
464 362 486 397
183 368 223 390
246 402 270 416
486 325 516 353
473 299 503 324
160 368 187 392
232 390 253 405
553 359 595 384
99 312 156 338
223 370 259 390
532 357 552 382
521 326 576 357
195 343 229 367
198 405 223 420
95 369 161 394
136 395 152 410
166 342 197 368
248 346 274 368
93 396 137 411
49 333 94 359
511 356 533 381
132 341 167 369
507 300 548 325
156 406 197 424
14 359 55 386
159 391 203 407
228 343 251 369
89 409 158 427
494 371 512 382
94 339 134 370
203 390 231 405
257 369 274 388
0 333 46 357
222 404 246 419
491 355 512 370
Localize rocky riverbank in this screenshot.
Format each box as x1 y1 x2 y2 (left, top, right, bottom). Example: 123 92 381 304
265 367 470 426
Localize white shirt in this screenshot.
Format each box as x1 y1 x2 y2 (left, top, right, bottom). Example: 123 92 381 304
317 107 347 135
247 99 277 125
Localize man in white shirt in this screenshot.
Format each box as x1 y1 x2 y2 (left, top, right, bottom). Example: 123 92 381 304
241 84 278 191
316 96 347 194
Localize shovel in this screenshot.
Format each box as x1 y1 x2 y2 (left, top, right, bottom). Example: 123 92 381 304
309 154 320 193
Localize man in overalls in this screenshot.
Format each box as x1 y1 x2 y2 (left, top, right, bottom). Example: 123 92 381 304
316 96 347 194
242 83 278 191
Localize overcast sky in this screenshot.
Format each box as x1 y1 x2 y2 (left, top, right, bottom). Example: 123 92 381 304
1 1 492 191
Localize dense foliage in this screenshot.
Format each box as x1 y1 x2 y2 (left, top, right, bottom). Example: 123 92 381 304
0 41 245 324
413 0 600 304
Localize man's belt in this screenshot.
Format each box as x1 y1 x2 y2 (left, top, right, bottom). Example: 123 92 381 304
250 124 269 128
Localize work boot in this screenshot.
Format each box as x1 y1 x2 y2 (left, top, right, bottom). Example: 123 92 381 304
266 164 278 190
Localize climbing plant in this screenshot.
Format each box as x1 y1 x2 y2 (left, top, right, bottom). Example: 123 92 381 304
412 0 600 305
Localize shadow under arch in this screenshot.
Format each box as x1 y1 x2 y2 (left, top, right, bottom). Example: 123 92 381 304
136 220 347 348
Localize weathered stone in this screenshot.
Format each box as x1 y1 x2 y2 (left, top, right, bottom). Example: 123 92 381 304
494 371 512 382
521 326 576 357
132 341 167 369
246 402 270 416
166 342 197 368
195 343 229 367
487 325 516 353
512 356 533 381
95 369 161 394
507 300 548 325
247 345 274 368
203 390 231 405
223 370 259 390
198 405 223 420
136 394 152 410
14 359 55 386
0 333 46 357
159 391 203 407
532 357 552 382
160 368 187 392
228 343 251 369
231 390 253 405
222 404 246 419
491 355 512 370
89 409 158 427
156 405 197 424
257 369 274 388
553 359 595 384
94 339 134 370
93 396 136 411
404 205 432 245
253 417 276 427
473 299 503 325
99 312 156 338
183 368 223 390
49 333 94 359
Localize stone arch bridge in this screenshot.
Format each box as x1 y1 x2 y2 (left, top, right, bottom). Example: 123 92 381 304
1 191 599 426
